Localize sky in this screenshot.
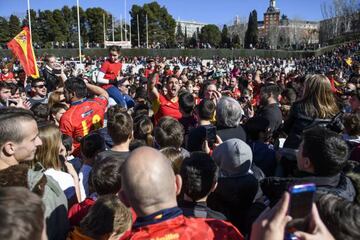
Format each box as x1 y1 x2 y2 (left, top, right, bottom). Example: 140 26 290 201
0 0 327 25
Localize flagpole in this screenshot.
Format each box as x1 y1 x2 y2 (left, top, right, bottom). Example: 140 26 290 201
103 13 106 48
146 14 148 49
137 14 140 48
124 0 127 42
129 13 132 47
112 14 115 42
27 0 32 39
77 0 82 64
120 14 123 41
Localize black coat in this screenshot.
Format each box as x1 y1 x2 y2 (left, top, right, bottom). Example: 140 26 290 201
207 165 265 233
41 67 60 92
282 102 332 149
260 172 356 206
216 125 247 142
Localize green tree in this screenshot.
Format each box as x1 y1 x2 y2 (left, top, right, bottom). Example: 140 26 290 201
232 34 241 48
199 24 221 48
72 6 88 44
61 6 75 42
86 8 106 43
244 10 258 48
0 17 9 43
8 15 21 38
130 2 176 48
52 9 68 42
221 24 231 48
23 9 40 43
175 23 184 45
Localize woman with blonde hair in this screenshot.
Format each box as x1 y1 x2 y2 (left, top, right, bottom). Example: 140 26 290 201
34 123 81 207
283 74 339 150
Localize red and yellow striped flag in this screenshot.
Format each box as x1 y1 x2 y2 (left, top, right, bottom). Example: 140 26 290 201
7 26 39 78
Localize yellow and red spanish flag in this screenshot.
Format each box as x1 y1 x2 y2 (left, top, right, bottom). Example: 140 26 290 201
7 26 39 78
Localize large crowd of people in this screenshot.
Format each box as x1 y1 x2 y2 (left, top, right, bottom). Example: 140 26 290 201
0 41 359 240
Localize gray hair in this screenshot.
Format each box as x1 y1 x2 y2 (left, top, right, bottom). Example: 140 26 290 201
216 96 243 128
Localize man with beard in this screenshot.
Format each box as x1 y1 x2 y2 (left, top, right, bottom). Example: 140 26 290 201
148 74 182 124
60 77 108 156
256 83 283 134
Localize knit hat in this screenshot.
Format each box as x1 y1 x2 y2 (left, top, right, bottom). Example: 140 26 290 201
213 138 253 177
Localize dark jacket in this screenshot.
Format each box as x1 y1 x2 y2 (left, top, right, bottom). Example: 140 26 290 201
216 125 247 142
260 171 356 206
282 102 332 149
179 200 227 220
41 67 60 92
256 103 283 134
207 165 265 233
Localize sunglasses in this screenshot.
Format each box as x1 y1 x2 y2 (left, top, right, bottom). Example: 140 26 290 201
35 85 46 89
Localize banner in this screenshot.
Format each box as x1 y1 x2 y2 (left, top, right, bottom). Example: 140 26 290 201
7 26 39 78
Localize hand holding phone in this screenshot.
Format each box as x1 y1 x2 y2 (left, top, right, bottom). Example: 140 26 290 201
287 183 316 233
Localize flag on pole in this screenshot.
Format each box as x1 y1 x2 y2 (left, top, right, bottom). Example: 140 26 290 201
7 26 39 78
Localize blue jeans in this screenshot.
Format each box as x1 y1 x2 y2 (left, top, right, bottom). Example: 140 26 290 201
106 85 126 108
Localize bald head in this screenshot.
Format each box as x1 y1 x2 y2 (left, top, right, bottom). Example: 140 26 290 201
121 147 179 216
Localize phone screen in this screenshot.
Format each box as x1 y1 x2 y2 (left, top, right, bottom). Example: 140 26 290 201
287 183 316 233
205 126 217 148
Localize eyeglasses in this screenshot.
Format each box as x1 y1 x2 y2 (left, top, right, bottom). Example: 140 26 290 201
35 85 46 89
122 85 131 88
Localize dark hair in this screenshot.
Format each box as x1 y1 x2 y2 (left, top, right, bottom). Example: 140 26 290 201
0 108 35 147
90 156 123 195
30 103 49 122
107 106 133 145
80 194 131 239
0 81 10 90
108 45 121 53
197 99 215 120
260 83 281 100
80 133 106 159
302 127 349 176
0 165 47 197
343 113 360 136
7 82 18 95
282 88 297 104
160 147 184 174
317 194 360 240
154 117 184 149
44 54 55 63
64 77 87 98
180 152 218 201
133 115 153 146
179 92 195 114
31 78 45 88
0 187 45 240
50 102 68 117
61 134 73 152
245 116 270 141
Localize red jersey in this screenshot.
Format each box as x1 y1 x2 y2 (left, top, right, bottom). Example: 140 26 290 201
145 68 155 78
128 214 243 240
99 60 122 90
0 72 14 81
60 97 107 156
153 94 182 124
68 198 95 226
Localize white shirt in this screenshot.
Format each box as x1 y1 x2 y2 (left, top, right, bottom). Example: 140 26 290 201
45 168 75 199
79 164 92 201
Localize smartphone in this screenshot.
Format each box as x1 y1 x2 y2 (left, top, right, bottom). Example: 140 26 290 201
53 68 62 75
287 183 316 233
6 99 18 106
205 125 217 149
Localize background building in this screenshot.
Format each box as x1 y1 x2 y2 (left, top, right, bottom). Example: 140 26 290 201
176 19 207 38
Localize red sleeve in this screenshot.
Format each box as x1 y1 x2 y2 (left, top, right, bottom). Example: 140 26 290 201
59 113 74 138
94 96 108 110
99 61 109 74
206 219 244 240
